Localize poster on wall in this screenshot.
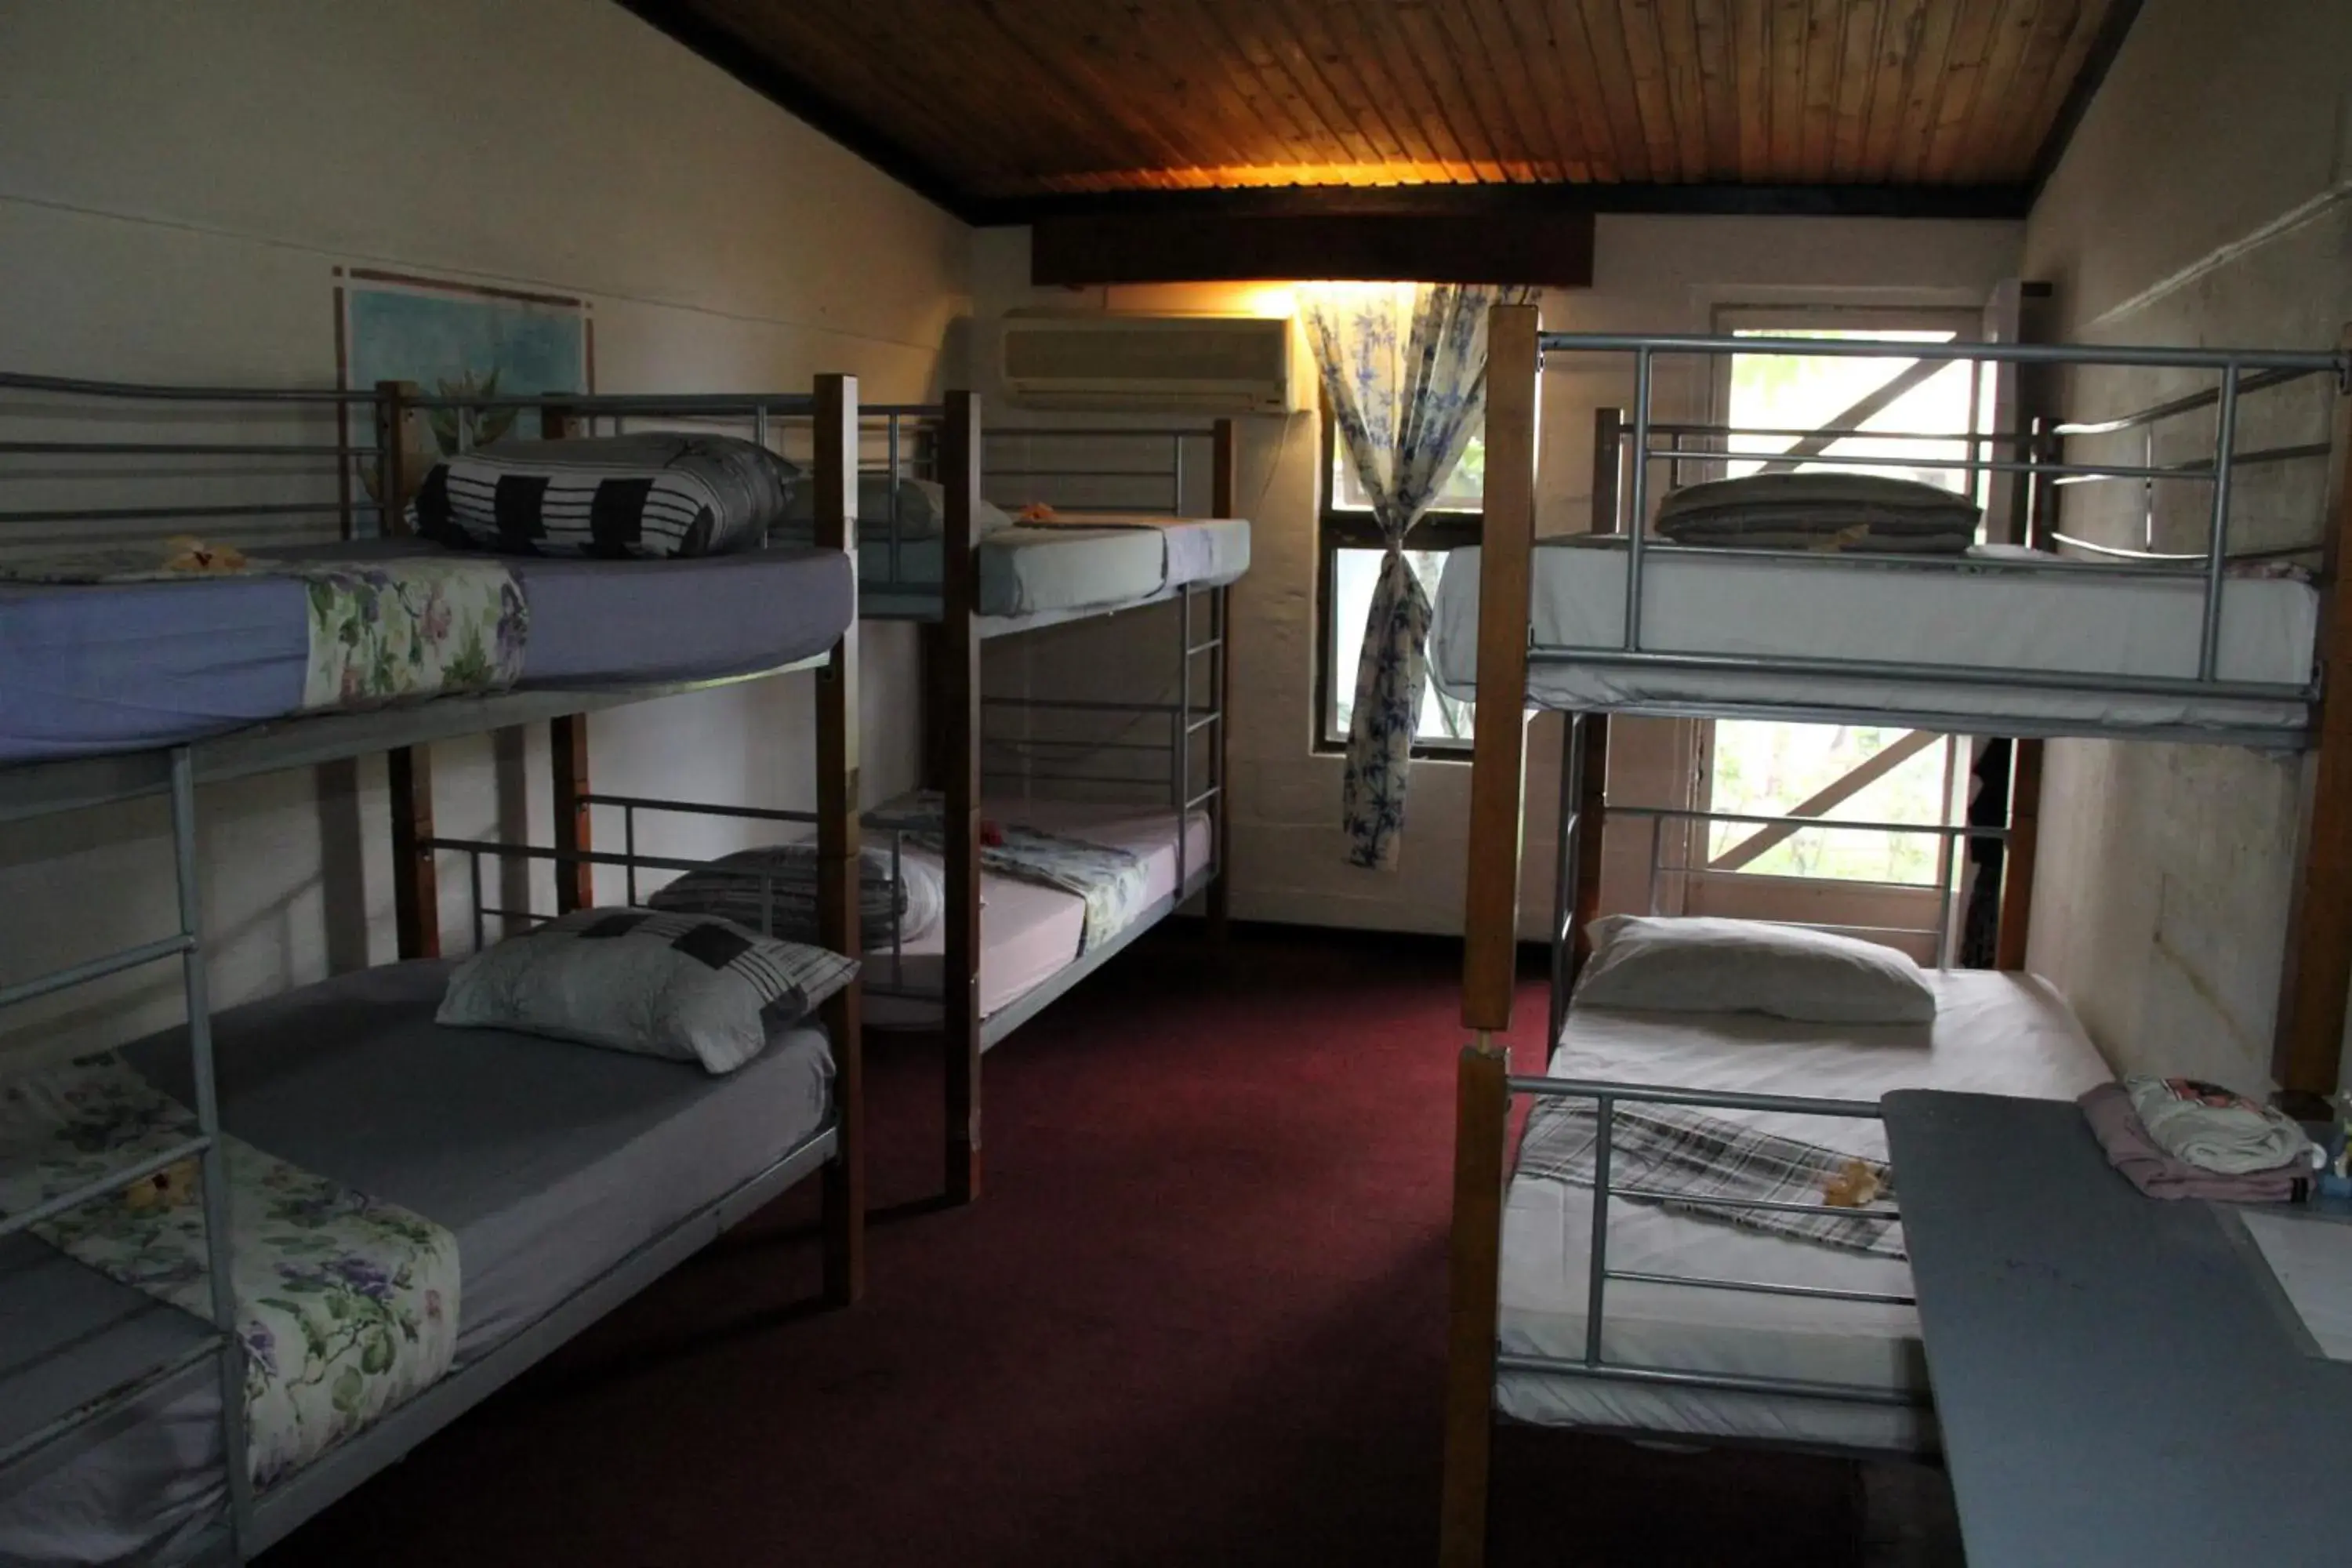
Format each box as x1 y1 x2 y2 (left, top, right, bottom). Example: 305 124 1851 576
335 268 593 532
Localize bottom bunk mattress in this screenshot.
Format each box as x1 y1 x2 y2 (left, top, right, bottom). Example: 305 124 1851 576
862 800 1214 1032
0 960 833 1565
0 540 855 765
850 517 1250 620
1495 969 2111 1454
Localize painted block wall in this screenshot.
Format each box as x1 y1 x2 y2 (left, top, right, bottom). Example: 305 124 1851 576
2022 0 2352 1093
0 0 971 1069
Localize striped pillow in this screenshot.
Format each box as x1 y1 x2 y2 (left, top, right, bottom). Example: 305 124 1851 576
648 844 943 947
1657 472 1980 555
408 434 796 559
436 907 857 1074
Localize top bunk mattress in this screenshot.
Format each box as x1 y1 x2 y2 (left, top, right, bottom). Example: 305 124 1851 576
0 540 855 765
1497 968 2111 1452
1428 539 2319 740
848 516 1250 621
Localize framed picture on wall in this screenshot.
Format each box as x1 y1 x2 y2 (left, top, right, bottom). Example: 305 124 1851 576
333 268 593 535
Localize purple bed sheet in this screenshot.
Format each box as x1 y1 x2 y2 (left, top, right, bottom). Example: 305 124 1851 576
0 541 854 765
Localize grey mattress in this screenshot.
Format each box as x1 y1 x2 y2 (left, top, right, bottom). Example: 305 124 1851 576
793 517 1249 619
0 960 833 1565
0 539 855 765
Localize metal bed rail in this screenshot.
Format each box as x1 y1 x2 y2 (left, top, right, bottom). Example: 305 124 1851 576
1496 1073 1925 1411
0 368 825 550
0 749 256 1548
1541 331 2350 702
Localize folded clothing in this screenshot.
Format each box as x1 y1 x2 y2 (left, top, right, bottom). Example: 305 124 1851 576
2124 1074 2314 1174
2080 1083 2312 1202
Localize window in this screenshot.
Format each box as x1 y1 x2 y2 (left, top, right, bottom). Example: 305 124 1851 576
1316 405 1483 753
1692 310 1987 890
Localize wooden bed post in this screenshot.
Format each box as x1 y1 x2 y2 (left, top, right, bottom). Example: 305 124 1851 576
1206 416 1237 947
1571 714 1610 976
1443 302 1539 1568
813 373 867 1305
1994 739 2043 971
536 404 596 916
388 745 437 960
2274 330 2352 1111
373 379 417 539
941 390 985 1206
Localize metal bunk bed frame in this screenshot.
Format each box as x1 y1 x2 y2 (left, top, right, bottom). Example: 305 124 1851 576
1438 307 2352 1568
832 392 1238 1206
0 370 867 1563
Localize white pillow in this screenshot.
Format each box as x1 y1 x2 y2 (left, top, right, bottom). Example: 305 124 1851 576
437 907 858 1074
1573 915 1936 1024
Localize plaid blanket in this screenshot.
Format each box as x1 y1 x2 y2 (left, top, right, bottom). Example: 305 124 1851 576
1517 1097 1905 1258
887 793 1149 954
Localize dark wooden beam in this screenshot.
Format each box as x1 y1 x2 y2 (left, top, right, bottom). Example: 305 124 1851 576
1033 207 1595 288
612 0 972 221
999 180 2034 234
2027 0 2146 198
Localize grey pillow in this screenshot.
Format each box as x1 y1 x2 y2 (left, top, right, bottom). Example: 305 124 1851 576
648 844 942 948
1575 914 1936 1024
410 433 796 558
1657 472 1981 554
436 907 858 1074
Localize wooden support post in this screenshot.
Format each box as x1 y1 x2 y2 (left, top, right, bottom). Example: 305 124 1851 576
1572 713 1610 978
1591 406 1624 534
812 373 866 1305
550 715 593 915
387 745 437 960
941 390 985 1206
1439 1042 1510 1568
1995 739 2043 972
1205 417 1237 947
374 380 418 538
1463 303 1541 1033
2275 330 2352 1109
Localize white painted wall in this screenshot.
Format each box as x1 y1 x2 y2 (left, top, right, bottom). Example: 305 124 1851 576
2022 0 2352 1094
968 215 2020 936
0 0 970 1067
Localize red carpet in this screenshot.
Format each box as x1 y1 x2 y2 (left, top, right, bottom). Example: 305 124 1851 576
267 926 1882 1567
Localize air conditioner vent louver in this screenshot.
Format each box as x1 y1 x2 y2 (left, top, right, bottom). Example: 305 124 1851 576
999 314 1301 414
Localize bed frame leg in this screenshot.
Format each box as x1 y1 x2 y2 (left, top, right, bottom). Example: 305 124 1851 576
1994 738 2042 971
1441 1040 1510 1568
814 371 867 1305
388 745 437 960
550 713 593 914
942 390 985 1206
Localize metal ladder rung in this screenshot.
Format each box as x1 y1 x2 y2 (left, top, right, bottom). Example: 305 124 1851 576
0 932 197 1011
0 1133 216 1239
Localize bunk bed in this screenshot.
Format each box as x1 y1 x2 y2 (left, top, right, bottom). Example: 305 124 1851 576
0 371 869 1564
765 394 1247 1205
1434 307 2352 1567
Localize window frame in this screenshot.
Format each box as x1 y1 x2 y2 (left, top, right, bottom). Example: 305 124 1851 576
1312 396 1485 757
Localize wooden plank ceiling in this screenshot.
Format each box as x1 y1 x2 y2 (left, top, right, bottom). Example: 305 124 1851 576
631 0 2132 220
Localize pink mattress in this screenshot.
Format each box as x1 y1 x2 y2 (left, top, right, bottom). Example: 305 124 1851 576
864 799 1213 1031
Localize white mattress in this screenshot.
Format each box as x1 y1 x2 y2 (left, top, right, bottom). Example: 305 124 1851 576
1497 969 2111 1453
852 517 1250 619
864 799 1213 1032
1429 540 2318 737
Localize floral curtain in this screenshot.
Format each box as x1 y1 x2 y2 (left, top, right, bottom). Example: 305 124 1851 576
1302 281 1535 869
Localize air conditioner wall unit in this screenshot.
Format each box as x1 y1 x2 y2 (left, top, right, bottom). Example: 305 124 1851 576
998 313 1305 414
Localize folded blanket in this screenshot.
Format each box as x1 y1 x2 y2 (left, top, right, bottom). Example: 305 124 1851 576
0 546 528 713
2081 1083 2311 1202
648 843 942 947
1516 1095 1903 1258
0 1056 461 1489
885 792 1149 954
2123 1075 2314 1174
